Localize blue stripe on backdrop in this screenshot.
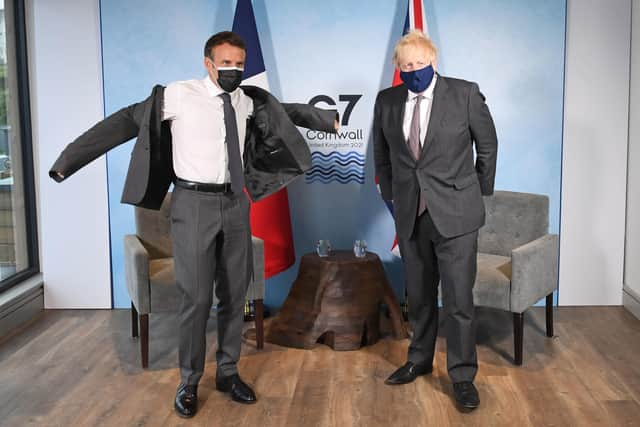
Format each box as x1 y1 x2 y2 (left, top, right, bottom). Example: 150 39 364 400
100 0 565 308
232 0 266 78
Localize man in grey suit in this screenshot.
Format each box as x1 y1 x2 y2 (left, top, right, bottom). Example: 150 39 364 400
51 31 337 418
374 30 497 411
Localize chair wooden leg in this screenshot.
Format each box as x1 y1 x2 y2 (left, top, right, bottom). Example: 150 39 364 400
140 314 149 369
131 302 139 338
513 312 524 366
254 299 264 350
546 293 554 337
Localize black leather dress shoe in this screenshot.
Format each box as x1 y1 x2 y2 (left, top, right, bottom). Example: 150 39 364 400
174 384 198 418
453 382 480 410
385 361 433 385
216 374 257 404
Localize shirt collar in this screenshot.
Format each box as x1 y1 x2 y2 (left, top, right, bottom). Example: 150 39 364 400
407 73 438 101
203 76 232 98
202 76 240 102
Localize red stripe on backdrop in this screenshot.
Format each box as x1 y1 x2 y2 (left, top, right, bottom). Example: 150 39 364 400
249 188 296 278
392 69 403 87
413 0 424 31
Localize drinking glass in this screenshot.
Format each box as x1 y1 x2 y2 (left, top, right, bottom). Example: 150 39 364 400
353 240 367 258
316 240 332 257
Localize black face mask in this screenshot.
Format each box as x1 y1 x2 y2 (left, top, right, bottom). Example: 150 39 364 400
215 66 244 92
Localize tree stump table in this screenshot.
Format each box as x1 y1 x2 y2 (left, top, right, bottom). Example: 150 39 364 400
266 251 408 350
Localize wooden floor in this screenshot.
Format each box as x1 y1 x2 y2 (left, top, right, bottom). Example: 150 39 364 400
1 306 639 426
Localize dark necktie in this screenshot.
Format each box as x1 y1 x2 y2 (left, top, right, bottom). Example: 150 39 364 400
219 92 244 195
408 94 427 216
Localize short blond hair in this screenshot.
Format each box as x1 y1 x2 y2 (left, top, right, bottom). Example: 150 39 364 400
393 30 438 66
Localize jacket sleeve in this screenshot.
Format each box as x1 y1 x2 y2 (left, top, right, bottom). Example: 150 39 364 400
281 103 338 133
468 82 498 196
49 101 145 182
373 93 393 201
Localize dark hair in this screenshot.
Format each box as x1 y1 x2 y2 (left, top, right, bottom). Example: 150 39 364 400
204 31 246 58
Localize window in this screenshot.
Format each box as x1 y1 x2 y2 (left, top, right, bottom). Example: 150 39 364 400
0 0 38 292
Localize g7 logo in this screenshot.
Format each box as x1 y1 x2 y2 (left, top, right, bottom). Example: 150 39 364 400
308 94 362 126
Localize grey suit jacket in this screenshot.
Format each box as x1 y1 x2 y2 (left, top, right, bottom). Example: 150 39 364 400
50 85 337 209
373 75 498 239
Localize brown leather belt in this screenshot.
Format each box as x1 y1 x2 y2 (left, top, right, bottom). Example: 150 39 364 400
174 177 232 193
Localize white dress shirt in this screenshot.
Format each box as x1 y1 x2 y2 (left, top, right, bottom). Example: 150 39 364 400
402 74 438 147
162 77 253 184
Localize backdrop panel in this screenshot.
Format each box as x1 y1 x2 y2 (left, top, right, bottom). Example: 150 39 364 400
100 0 566 308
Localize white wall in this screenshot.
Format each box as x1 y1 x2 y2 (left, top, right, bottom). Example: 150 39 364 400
29 0 111 308
624 0 640 312
560 0 631 305
23 0 634 308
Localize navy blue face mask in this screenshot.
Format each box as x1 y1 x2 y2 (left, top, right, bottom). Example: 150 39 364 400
400 64 435 93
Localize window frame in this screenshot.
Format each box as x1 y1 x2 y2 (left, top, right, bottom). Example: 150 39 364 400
0 0 39 293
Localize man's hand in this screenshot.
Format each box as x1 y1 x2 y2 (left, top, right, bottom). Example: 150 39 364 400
334 119 340 131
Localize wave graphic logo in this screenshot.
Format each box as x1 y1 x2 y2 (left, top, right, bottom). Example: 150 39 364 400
306 151 365 184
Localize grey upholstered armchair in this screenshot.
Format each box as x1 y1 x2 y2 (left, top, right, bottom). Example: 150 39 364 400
474 190 559 365
123 192 265 368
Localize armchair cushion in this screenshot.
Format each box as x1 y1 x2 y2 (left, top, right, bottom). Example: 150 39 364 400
134 195 173 259
473 253 512 311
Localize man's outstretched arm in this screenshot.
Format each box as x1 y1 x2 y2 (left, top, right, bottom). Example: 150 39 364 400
281 103 339 133
50 101 145 182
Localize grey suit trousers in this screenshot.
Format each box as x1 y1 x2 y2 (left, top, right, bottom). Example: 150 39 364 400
398 209 478 383
170 186 252 386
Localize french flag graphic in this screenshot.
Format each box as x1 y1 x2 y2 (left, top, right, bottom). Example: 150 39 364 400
380 0 430 257
233 0 296 278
